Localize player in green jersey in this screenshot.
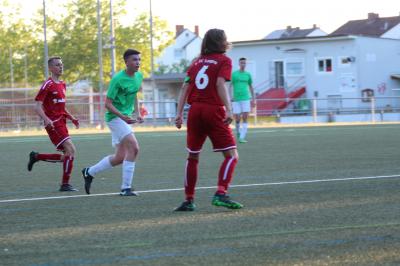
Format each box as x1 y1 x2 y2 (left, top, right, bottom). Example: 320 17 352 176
229 57 255 143
82 49 144 196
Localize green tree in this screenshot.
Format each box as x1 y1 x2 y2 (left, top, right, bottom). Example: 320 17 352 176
0 0 37 88
43 0 173 90
155 59 191 75
115 13 174 78
0 0 174 90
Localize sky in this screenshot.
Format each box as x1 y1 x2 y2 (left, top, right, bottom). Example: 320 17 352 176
12 0 400 42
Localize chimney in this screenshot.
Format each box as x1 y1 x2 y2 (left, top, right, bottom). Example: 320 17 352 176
368 13 379 20
194 25 199 36
175 25 184 38
313 24 317 29
286 25 292 31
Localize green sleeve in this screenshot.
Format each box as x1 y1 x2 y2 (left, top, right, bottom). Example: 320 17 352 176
184 76 190 83
248 73 253 85
106 77 119 99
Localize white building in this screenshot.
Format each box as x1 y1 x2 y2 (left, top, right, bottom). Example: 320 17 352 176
156 25 202 68
227 14 400 122
143 26 202 119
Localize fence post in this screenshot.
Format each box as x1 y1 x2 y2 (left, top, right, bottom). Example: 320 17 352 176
371 96 375 123
253 99 258 126
313 98 317 123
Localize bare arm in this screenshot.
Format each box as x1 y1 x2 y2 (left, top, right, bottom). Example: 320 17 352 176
249 84 256 107
175 82 190 129
64 108 75 119
105 97 136 124
249 84 255 100
228 82 233 100
133 90 144 123
34 101 53 128
65 108 79 128
216 77 233 124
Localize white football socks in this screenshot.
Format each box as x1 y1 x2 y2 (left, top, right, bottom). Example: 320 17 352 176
88 155 113 176
121 160 135 190
240 122 248 140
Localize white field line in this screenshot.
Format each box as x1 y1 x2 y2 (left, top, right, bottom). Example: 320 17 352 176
0 174 399 204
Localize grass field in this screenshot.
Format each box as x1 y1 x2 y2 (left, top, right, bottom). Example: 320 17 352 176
1 124 400 266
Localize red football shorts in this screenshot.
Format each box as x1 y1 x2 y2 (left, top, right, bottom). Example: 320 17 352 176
45 117 70 151
186 102 236 153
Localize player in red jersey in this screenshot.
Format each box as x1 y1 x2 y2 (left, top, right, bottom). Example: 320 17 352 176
174 28 243 211
27 56 80 192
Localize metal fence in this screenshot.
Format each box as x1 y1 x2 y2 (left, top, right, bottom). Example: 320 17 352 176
1 96 400 131
0 99 179 130
261 96 400 124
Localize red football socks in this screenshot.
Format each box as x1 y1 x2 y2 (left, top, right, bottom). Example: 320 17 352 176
36 153 62 162
62 156 74 185
184 158 198 201
217 157 238 195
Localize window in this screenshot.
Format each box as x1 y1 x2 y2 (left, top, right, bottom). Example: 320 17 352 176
174 49 183 59
338 56 355 68
286 62 303 76
361 89 374 102
316 58 333 73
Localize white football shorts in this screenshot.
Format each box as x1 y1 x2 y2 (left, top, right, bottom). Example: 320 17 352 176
232 100 251 114
107 117 134 147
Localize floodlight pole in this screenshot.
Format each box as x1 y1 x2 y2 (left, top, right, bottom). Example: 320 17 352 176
43 0 49 78
109 0 116 77
9 47 14 88
24 46 28 88
9 46 15 122
150 0 157 124
97 0 105 129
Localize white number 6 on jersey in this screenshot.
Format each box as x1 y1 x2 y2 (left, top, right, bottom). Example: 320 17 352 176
195 65 209 90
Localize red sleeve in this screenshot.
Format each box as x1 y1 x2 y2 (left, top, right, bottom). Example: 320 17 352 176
35 80 51 102
218 57 232 81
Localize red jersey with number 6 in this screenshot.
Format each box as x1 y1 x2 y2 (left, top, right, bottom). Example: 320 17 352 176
35 78 67 120
186 53 232 106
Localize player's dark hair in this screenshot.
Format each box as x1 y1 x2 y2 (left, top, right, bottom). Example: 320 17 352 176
201 28 229 55
239 57 247 61
48 56 62 66
123 49 140 62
